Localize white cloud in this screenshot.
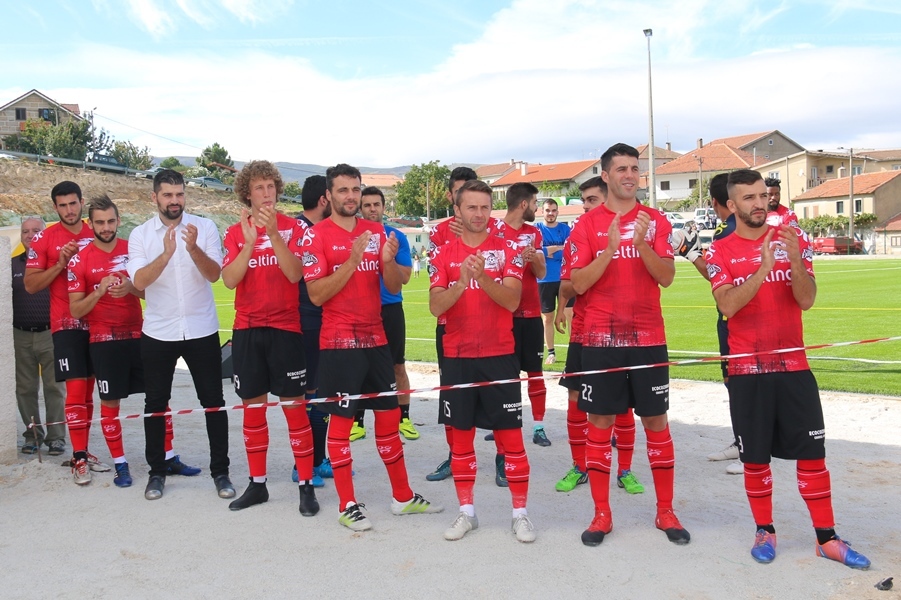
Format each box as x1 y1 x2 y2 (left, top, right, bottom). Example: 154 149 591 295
126 0 177 38
221 0 294 24
5 0 901 169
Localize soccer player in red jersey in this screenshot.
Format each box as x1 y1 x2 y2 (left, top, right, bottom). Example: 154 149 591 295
221 161 318 516
501 182 550 448
569 144 688 547
68 196 188 488
764 177 798 227
706 169 870 569
25 181 110 484
430 179 535 543
304 163 442 531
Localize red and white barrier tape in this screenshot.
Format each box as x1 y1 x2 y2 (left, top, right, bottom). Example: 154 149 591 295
32 335 901 429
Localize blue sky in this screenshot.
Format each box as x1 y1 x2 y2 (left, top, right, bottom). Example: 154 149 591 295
3 0 901 168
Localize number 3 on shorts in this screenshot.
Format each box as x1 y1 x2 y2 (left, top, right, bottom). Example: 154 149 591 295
581 383 593 403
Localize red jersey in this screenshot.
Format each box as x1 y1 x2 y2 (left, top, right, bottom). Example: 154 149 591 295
429 236 524 358
67 239 142 343
706 225 814 375
501 221 543 318
559 229 584 344
303 217 387 349
26 221 94 333
223 213 304 333
568 203 674 348
766 204 798 228
428 216 504 325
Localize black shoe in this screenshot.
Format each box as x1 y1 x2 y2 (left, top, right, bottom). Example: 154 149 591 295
144 475 165 500
495 454 508 488
166 455 201 476
484 432 495 441
214 474 237 499
228 480 268 511
299 483 320 517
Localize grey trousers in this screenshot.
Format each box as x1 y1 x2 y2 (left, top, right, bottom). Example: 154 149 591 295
14 328 66 443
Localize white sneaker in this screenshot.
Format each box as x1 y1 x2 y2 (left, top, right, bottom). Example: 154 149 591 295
444 512 478 541
86 452 111 472
726 461 743 475
707 443 739 461
338 502 372 531
72 458 91 485
392 492 444 515
512 514 536 543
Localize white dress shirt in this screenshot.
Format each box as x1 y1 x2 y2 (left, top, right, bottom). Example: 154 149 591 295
127 212 222 341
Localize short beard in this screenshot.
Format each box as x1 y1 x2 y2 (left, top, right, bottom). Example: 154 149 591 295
737 208 766 228
161 205 183 220
94 230 117 243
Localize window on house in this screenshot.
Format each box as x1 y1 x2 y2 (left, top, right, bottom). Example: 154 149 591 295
836 201 844 214
803 207 809 219
826 165 834 174
891 236 901 247
768 139 774 145
660 181 670 191
415 235 421 243
768 171 780 180
15 108 26 120
855 199 862 213
764 155 770 159
592 166 598 174
38 108 54 121
893 165 901 171
688 179 698 189
853 166 862 176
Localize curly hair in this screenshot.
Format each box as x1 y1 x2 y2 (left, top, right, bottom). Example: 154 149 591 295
234 160 285 207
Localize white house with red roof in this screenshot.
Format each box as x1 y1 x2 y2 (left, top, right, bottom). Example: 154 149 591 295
490 159 601 200
0 89 84 148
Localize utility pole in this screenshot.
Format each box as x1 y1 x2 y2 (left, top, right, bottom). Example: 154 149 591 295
644 28 656 208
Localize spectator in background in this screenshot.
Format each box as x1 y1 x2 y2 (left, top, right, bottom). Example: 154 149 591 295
12 216 66 455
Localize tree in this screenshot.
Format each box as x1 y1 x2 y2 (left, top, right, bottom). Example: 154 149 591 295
197 143 234 174
394 161 451 218
3 118 110 160
110 140 153 170
283 181 302 198
160 156 182 169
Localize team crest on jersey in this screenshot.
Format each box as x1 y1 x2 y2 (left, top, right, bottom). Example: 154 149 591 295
802 247 813 262
511 253 524 269
365 234 380 254
301 251 318 267
706 263 721 279
301 230 315 246
773 245 788 261
428 262 438 278
482 250 503 271
27 248 37 260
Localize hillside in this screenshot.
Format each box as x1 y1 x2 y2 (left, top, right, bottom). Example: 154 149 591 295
0 159 245 236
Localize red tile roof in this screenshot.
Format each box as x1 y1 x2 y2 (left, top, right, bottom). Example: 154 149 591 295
881 213 901 231
655 143 756 175
707 131 774 148
476 163 515 178
60 103 80 116
793 171 901 200
361 173 402 188
636 144 682 159
860 150 901 162
491 159 599 187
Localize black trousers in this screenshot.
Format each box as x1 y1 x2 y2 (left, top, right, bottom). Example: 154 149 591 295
141 333 229 478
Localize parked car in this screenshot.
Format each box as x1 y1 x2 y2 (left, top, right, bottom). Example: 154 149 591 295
86 153 126 174
813 236 864 255
187 176 233 192
670 216 689 230
135 166 166 179
693 208 717 230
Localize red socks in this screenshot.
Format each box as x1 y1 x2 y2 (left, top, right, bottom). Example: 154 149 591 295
744 462 774 526
164 408 174 453
585 424 613 512
65 378 90 455
614 408 636 474
242 405 269 479
451 427 477 505
284 406 314 482
100 404 124 460
374 408 413 503
495 429 529 509
645 425 675 511
566 401 588 471
527 373 546 422
798 458 835 529
327 415 356 509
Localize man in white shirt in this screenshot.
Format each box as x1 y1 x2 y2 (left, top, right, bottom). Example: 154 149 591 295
128 169 233 501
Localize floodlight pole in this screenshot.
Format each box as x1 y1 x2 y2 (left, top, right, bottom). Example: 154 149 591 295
644 28 656 208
